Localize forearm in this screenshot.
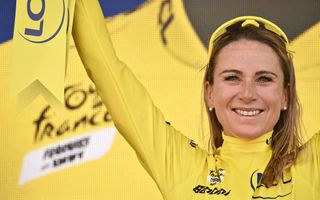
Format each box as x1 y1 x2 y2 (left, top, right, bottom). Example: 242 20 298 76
72 0 165 157
73 0 134 131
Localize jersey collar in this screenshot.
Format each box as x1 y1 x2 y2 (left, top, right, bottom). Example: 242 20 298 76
220 131 273 153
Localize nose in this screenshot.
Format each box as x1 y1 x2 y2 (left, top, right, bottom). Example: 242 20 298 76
239 80 257 103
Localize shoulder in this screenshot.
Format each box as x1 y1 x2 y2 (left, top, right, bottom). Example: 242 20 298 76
304 131 320 149
297 131 320 162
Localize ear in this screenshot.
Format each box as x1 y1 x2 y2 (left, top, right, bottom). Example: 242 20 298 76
204 81 215 109
281 86 289 110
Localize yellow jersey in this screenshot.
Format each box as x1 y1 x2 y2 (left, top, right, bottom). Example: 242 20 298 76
0 0 319 199
72 1 320 199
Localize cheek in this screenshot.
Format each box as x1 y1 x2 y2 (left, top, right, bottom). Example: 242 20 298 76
212 84 231 107
259 87 284 107
212 83 239 116
257 87 285 124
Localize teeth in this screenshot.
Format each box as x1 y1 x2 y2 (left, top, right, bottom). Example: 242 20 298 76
235 109 261 116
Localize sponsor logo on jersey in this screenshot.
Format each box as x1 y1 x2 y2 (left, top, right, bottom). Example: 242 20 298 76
250 169 292 199
193 168 230 196
207 168 225 185
189 140 198 148
193 185 231 196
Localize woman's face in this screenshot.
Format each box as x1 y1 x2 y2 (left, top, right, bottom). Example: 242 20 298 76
205 39 288 139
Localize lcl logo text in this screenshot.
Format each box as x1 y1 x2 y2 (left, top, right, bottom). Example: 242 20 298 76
25 0 45 37
19 0 66 43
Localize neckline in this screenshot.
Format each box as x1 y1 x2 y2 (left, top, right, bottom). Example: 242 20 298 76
220 131 273 153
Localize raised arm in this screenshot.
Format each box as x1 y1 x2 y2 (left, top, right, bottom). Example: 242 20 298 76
72 0 163 156
72 0 207 196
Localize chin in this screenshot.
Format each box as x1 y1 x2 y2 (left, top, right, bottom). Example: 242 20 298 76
230 128 266 139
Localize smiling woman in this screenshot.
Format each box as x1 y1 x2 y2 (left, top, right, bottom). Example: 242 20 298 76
203 22 301 187
205 40 288 140
72 1 319 199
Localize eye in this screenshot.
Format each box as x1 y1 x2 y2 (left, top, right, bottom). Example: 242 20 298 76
257 76 273 83
224 75 240 81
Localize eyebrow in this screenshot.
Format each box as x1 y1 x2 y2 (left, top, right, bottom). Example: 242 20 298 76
219 69 242 75
219 69 278 77
255 70 278 77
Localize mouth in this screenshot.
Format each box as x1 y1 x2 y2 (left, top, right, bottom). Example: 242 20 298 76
232 108 264 117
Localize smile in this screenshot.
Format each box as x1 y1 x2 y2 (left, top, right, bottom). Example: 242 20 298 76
233 109 264 117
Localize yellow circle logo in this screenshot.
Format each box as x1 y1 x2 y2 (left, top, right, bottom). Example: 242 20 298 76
18 0 67 43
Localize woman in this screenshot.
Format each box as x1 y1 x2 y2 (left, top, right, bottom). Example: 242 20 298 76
72 0 319 199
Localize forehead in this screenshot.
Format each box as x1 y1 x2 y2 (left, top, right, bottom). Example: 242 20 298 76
215 39 282 75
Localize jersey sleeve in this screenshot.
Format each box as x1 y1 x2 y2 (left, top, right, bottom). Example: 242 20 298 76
72 0 207 196
314 131 320 162
293 131 320 198
311 131 320 177
305 131 320 177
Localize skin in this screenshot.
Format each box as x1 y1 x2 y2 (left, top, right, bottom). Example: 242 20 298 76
205 39 288 139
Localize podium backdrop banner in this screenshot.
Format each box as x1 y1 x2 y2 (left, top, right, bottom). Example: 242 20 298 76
1 0 319 200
